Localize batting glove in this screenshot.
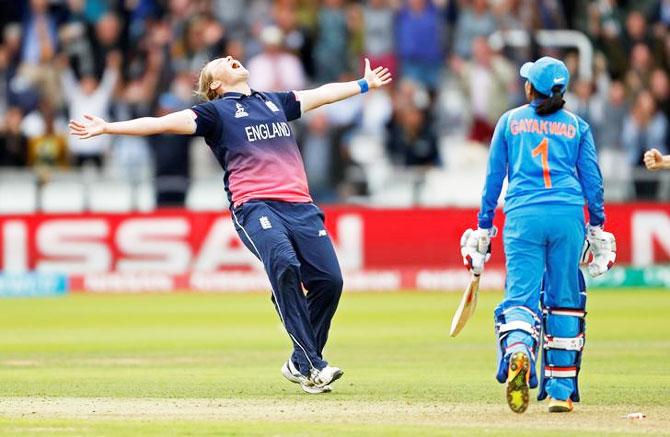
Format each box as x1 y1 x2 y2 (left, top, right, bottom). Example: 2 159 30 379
460 226 497 276
584 224 617 277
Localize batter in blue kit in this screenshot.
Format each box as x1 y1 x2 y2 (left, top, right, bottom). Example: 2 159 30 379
460 57 617 413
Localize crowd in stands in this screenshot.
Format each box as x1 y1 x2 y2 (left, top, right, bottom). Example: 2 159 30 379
0 0 669 206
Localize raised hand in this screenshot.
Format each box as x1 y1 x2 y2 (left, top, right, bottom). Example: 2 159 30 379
69 114 107 139
644 148 665 171
363 58 392 89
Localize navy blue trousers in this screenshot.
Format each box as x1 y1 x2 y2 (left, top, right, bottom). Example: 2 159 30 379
231 200 343 375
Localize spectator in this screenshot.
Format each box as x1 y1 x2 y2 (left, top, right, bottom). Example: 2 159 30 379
627 42 655 92
107 48 166 184
387 80 439 167
303 71 366 202
212 0 247 39
622 90 668 199
313 0 349 83
149 91 192 207
2 24 37 113
596 80 628 151
18 0 62 106
20 0 57 65
494 0 565 34
247 25 306 92
26 100 68 176
395 0 444 90
302 112 337 202
91 13 124 77
273 2 314 78
624 10 653 52
172 14 225 73
59 1 96 78
451 36 515 144
362 0 396 79
386 104 439 167
60 51 120 168
0 45 10 118
0 106 28 166
453 0 497 59
650 68 670 146
588 0 627 78
565 78 604 130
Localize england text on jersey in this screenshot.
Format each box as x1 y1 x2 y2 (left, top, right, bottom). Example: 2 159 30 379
244 122 292 142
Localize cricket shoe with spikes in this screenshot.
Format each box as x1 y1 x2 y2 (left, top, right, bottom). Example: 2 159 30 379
506 351 530 414
547 397 574 413
281 360 331 394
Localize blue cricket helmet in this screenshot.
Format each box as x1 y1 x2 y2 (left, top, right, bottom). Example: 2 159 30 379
519 56 570 97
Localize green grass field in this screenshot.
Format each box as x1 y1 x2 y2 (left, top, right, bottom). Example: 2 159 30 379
0 289 668 436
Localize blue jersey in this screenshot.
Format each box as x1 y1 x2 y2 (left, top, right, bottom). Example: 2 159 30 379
478 101 605 229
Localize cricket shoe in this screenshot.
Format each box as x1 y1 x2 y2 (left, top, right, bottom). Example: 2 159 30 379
547 397 574 413
506 351 530 414
281 360 331 394
311 365 344 388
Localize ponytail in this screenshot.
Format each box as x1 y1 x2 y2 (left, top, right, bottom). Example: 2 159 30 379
533 84 565 116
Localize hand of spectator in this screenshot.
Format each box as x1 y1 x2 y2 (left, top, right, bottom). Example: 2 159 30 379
106 50 122 70
69 114 107 139
644 148 666 171
363 58 392 89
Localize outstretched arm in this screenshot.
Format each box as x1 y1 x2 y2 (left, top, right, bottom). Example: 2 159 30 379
295 58 391 113
69 110 197 139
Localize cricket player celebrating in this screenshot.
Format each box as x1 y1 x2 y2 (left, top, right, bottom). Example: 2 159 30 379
460 57 616 413
69 56 392 394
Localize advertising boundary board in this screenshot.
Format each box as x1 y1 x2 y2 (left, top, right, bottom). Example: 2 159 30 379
0 266 669 297
0 204 669 295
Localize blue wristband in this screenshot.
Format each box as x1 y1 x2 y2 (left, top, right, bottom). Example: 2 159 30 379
357 79 369 94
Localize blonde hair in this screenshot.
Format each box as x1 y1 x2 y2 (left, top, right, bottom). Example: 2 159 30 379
195 62 219 101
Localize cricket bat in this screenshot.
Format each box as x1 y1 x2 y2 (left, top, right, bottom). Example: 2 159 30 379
449 272 481 337
450 232 489 337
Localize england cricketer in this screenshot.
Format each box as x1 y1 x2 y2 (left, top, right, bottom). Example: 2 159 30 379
69 56 392 394
460 57 616 413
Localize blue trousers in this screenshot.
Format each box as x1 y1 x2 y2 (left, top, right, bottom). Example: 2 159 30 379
232 200 343 375
498 204 585 401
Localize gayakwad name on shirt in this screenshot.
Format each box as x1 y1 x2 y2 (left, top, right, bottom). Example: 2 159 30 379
244 122 292 142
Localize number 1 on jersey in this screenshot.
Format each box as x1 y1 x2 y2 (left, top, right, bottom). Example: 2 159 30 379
532 137 552 188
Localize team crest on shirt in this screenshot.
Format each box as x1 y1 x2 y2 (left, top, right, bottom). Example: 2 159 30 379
265 100 280 112
234 103 248 118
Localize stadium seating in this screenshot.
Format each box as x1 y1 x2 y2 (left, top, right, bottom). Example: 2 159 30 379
136 180 156 212
599 150 632 202
185 178 230 211
88 179 134 212
40 181 86 213
0 180 38 214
